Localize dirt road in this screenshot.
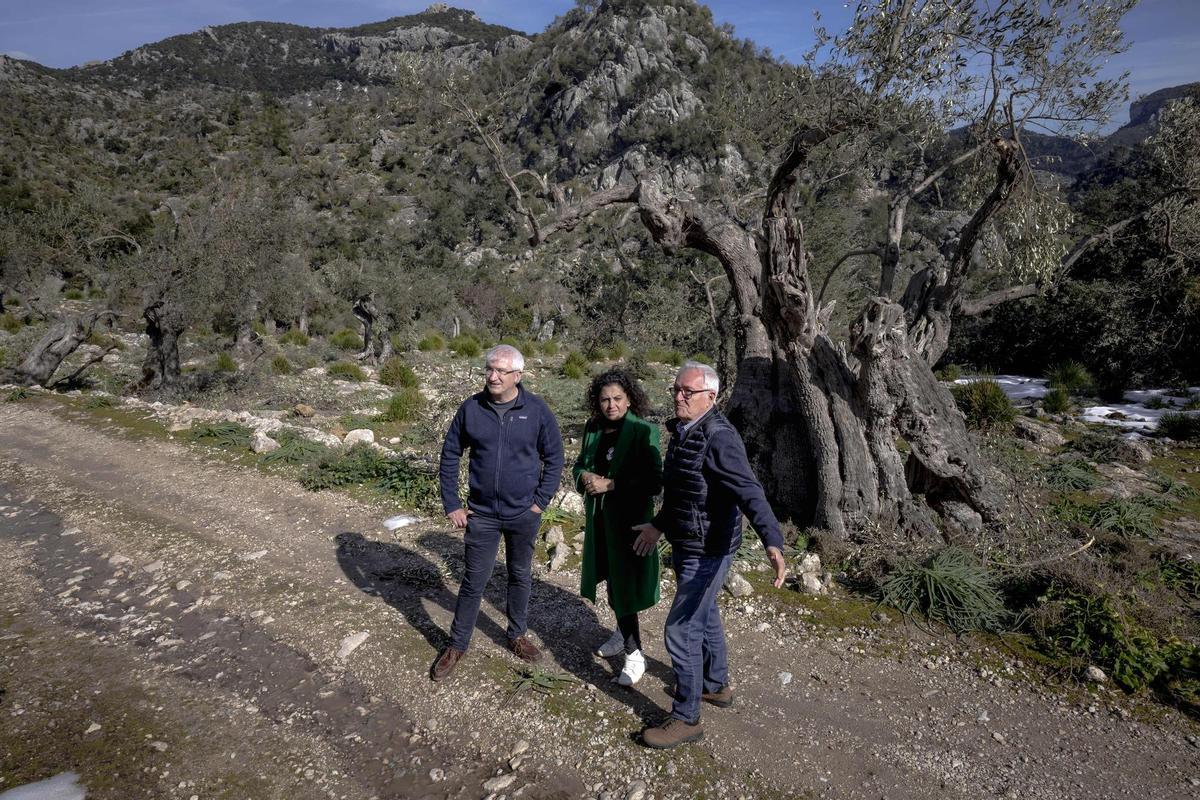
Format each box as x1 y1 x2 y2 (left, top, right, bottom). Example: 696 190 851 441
2 400 1198 799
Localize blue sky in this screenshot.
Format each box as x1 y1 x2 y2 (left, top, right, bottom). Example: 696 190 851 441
1 0 1196 125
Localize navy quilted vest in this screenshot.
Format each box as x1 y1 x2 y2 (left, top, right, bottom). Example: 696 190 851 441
659 409 736 544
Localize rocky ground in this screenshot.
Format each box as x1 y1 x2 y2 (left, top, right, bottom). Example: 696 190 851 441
2 398 1200 799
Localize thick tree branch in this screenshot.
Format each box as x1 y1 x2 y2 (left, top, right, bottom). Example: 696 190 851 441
957 284 1039 316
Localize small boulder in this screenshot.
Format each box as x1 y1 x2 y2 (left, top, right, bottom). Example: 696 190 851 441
1114 436 1152 465
251 431 280 454
293 403 316 418
549 541 572 572
344 428 375 447
724 570 753 598
545 525 565 546
800 573 826 595
1085 665 1108 684
1013 417 1067 449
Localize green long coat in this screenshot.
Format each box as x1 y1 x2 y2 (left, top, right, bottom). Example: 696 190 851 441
574 412 663 617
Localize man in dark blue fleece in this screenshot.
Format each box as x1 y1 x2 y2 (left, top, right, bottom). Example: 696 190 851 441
431 344 564 681
632 361 787 748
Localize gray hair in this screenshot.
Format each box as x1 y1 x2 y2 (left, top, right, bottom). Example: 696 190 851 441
679 361 719 394
485 344 525 371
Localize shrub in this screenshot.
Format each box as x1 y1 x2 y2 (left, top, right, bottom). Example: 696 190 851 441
301 443 389 490
1046 361 1094 395
6 387 31 402
1158 412 1200 442
499 336 537 357
84 394 115 409
380 388 425 423
417 332 445 351
539 339 559 356
878 547 1010 633
561 350 588 379
1144 395 1170 410
330 328 363 351
1071 430 1121 461
1041 461 1100 492
643 346 684 366
279 329 309 346
950 379 1015 430
378 457 441 512
1042 387 1071 414
327 361 365 382
64 289 83 300
935 363 963 382
271 355 292 375
379 357 419 388
188 421 252 448
0 313 23 333
1088 498 1156 538
214 352 237 373
449 334 481 358
260 431 329 465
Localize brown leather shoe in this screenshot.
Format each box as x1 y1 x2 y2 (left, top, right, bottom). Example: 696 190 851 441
641 717 704 749
430 646 465 681
665 683 735 708
507 636 543 663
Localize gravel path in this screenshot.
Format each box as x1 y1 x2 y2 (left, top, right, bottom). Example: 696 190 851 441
2 400 1199 799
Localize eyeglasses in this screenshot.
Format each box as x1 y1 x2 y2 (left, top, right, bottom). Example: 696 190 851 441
484 366 521 377
671 384 713 400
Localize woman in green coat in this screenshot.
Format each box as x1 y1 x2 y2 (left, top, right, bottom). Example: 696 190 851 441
574 368 663 686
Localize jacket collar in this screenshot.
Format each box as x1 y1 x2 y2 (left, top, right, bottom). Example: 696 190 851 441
669 406 716 440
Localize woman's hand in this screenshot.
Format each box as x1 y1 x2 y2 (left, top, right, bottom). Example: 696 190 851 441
580 471 615 496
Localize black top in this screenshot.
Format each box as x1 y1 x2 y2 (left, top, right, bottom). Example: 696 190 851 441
594 418 624 478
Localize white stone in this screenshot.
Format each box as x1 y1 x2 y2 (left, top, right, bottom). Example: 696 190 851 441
798 553 822 575
799 573 826 595
344 428 375 447
1085 665 1108 684
723 571 753 597
336 631 370 660
251 431 280 454
482 774 517 793
778 671 793 686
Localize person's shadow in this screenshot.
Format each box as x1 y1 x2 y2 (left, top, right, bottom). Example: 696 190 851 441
333 528 673 724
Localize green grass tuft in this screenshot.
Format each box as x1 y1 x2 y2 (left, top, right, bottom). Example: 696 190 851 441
951 379 1016 430
327 361 365 382
378 357 419 388
878 547 1010 633
188 421 252 449
380 388 425 423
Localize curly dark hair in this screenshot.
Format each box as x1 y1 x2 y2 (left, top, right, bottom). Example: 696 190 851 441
585 367 651 420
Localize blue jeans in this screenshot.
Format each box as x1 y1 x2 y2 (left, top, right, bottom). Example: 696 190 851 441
664 551 733 723
448 510 540 651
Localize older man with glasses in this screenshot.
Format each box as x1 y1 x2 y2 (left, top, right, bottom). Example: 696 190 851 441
632 361 787 748
431 344 564 681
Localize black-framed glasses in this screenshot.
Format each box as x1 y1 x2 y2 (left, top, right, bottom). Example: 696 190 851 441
670 384 713 400
484 366 521 376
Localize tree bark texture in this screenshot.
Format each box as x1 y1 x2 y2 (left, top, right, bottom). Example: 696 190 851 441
2 310 116 387
138 300 183 391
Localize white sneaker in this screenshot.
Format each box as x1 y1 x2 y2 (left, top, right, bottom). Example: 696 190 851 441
595 629 624 658
617 649 645 686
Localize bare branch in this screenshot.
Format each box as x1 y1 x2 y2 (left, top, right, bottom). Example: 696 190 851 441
957 284 1039 316
817 248 883 307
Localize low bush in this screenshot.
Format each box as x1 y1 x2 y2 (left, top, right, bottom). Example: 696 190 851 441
1041 461 1100 492
878 546 1010 633
214 352 237 373
561 350 589 379
417 332 445 351
0 313 24 333
1144 395 1170 410
330 328 363 351
271 355 292 375
1158 412 1200 442
327 361 365 382
1042 387 1071 414
260 431 330 466
83 394 115 409
642 346 684 366
301 443 389 490
935 363 963 382
380 388 425 423
1046 360 1095 395
279 329 310 346
449 334 482 358
1071 430 1121 462
379 357 419 388
64 289 83 300
378 458 441 513
1088 498 1157 538
950 379 1016 430
540 339 559 356
188 421 252 448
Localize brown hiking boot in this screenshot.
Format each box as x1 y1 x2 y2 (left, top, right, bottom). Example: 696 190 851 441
641 717 704 749
507 636 543 663
430 646 465 681
665 683 735 708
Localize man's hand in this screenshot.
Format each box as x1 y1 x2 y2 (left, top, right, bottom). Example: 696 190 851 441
530 504 543 514
632 522 662 557
766 545 787 589
447 508 471 529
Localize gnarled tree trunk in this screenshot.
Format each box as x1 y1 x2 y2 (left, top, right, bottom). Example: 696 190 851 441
138 299 183 391
2 310 116 387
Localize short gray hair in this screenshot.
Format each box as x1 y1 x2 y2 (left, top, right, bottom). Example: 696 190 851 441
485 344 524 371
679 361 719 394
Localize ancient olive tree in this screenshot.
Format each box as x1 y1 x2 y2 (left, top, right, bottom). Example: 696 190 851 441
473 0 1168 547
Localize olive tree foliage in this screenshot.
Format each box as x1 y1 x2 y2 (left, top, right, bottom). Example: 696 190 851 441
118 182 300 391
467 0 1149 546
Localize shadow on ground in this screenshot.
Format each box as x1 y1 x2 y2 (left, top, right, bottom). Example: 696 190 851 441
334 529 674 724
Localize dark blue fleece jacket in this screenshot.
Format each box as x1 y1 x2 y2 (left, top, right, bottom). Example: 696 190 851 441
439 384 564 521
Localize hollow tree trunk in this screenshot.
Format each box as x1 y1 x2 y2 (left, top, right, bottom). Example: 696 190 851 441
2 310 116 387
138 300 183 391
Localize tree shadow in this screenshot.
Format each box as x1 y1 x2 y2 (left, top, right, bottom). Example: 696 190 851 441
333 528 673 723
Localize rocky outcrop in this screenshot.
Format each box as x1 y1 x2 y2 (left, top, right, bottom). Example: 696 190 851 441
321 25 530 80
